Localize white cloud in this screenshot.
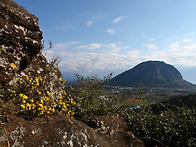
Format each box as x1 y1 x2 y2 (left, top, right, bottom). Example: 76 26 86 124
77 43 102 50
104 43 121 53
43 38 196 80
55 41 80 49
113 16 128 23
106 28 115 34
86 20 94 26
143 44 159 49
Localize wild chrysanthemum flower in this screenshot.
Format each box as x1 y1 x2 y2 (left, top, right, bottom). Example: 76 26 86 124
19 93 24 97
51 108 55 112
23 95 28 100
25 74 29 80
40 99 44 104
22 100 26 103
32 104 36 109
10 63 15 68
26 103 31 110
38 103 43 107
21 104 25 109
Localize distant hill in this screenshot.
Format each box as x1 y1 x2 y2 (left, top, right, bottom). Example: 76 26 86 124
108 61 195 88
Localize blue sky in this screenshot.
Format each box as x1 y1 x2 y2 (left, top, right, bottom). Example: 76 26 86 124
14 0 196 83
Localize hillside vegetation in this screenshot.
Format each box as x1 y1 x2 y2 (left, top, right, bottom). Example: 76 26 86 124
70 74 196 147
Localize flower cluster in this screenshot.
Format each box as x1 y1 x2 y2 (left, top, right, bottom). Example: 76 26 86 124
17 74 75 117
8 63 15 72
55 92 76 117
19 75 44 89
19 93 56 116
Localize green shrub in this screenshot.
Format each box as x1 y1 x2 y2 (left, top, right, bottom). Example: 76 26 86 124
71 73 117 120
124 104 196 146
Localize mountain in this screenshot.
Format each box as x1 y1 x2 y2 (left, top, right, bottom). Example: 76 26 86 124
108 61 195 88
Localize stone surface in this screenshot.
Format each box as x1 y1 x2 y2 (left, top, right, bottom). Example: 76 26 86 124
0 0 64 99
0 114 144 147
85 114 144 147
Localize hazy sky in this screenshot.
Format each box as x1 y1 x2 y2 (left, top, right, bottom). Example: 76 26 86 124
14 0 196 83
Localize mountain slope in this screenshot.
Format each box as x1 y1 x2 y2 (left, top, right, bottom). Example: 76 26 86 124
108 61 195 88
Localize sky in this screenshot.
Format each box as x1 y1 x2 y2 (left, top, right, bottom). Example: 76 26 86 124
14 0 196 83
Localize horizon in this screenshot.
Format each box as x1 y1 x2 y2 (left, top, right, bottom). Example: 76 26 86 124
14 0 196 84
62 60 196 85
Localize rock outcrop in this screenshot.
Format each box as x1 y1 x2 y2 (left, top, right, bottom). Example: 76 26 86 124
85 114 144 147
0 0 64 99
0 114 143 147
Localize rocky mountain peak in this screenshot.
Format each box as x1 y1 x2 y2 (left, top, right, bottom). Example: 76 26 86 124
108 61 194 88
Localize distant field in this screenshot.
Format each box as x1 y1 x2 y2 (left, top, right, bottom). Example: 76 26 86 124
104 86 196 106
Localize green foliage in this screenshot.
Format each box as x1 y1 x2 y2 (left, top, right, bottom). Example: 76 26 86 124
72 73 116 119
124 104 196 146
163 94 196 109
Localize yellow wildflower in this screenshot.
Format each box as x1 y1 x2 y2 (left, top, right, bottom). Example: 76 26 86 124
10 63 15 67
40 111 44 115
23 95 28 100
32 104 36 109
10 63 15 70
71 111 74 116
25 74 29 80
35 77 39 86
48 107 51 111
21 100 26 103
40 99 44 104
37 90 41 95
63 105 67 109
26 103 31 110
51 108 55 112
38 103 43 108
19 93 24 97
44 106 47 110
67 111 71 117
19 78 23 84
38 107 43 111
20 104 25 109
